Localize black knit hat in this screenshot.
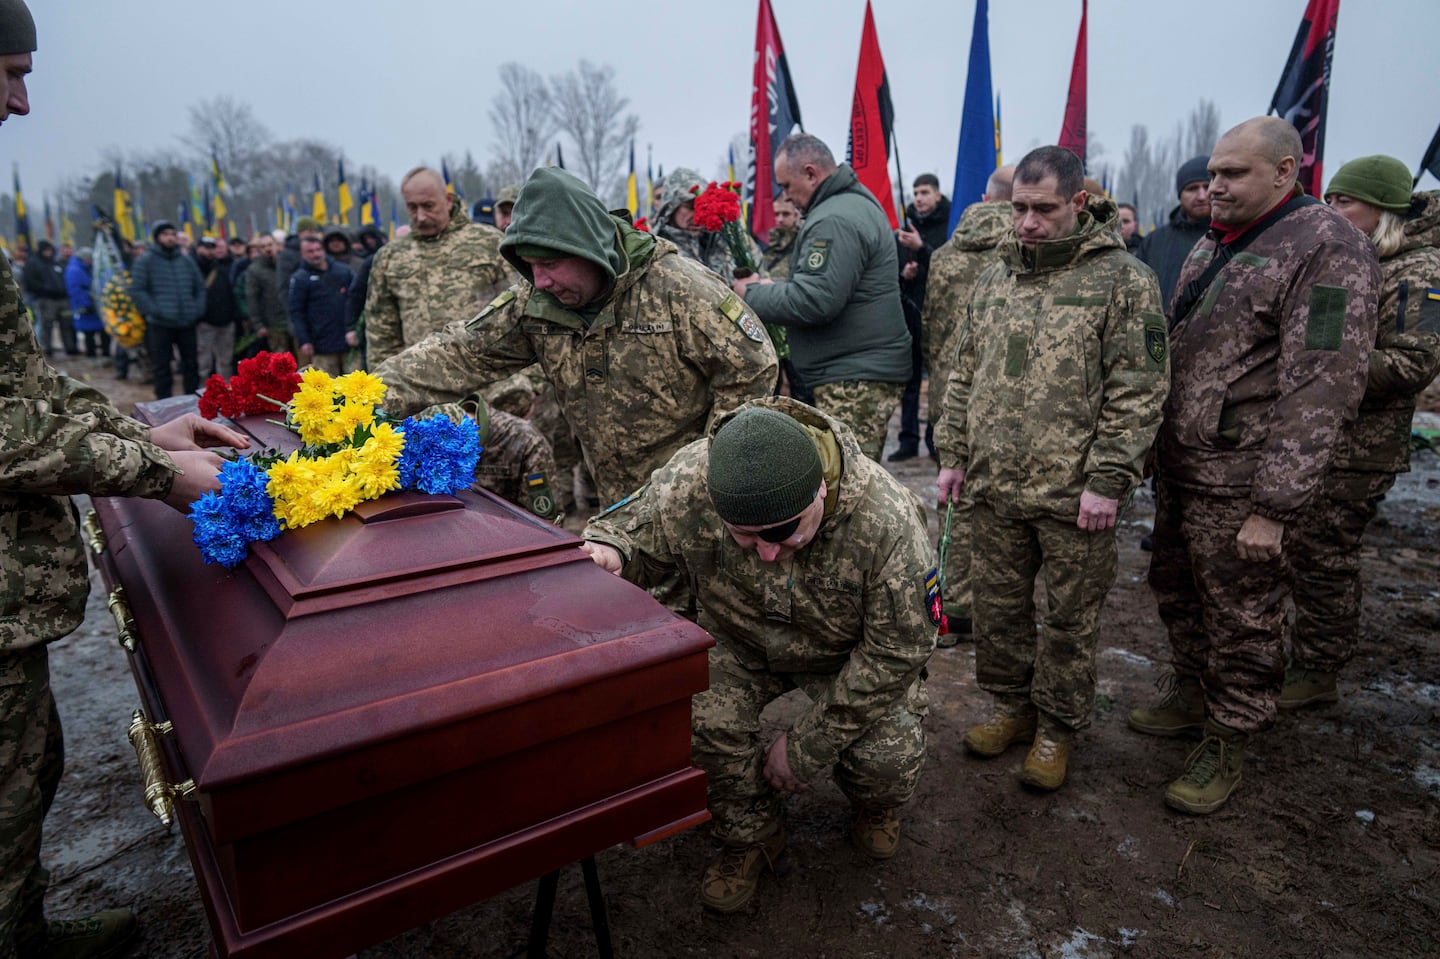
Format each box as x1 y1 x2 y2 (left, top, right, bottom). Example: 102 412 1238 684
151 220 176 243
0 0 35 56
707 408 823 526
1175 155 1210 195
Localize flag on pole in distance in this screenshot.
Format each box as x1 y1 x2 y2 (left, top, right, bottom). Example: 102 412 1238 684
359 176 376 227
1268 0 1341 197
113 166 136 243
646 145 655 218
1058 0 1087 167
994 92 1003 166
312 171 327 224
747 0 804 242
948 0 996 230
43 196 53 241
1417 119 1440 186
847 0 898 228
337 159 354 225
188 173 205 234
626 140 639 218
11 167 28 248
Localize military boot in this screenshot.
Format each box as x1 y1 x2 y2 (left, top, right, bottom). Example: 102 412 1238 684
1020 715 1074 791
850 806 902 860
1164 720 1247 815
27 908 137 959
1279 667 1339 709
1128 673 1206 737
962 698 1037 757
700 830 786 913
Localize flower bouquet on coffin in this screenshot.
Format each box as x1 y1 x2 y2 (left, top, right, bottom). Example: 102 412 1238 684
188 367 482 569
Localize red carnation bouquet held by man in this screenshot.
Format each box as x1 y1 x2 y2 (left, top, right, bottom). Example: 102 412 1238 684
691 181 759 277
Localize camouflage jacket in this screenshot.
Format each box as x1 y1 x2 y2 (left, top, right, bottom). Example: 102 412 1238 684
363 195 512 366
0 268 177 652
583 396 936 784
1157 195 1380 520
372 234 778 507
1329 191 1440 487
935 196 1169 519
763 226 798 280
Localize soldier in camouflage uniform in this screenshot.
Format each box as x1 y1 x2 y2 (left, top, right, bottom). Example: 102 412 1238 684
761 196 812 406
580 398 937 912
735 135 911 460
919 166 1013 643
654 167 761 285
362 167 513 368
1131 118 1380 815
1281 160 1440 708
418 396 560 522
372 167 777 509
2 20 246 959
935 146 1169 792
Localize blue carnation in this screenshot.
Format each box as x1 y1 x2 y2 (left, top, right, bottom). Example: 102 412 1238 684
398 415 481 495
187 457 282 568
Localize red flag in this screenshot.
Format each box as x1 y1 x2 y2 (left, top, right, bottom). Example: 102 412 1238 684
748 0 804 242
1269 0 1341 197
1057 0 1087 166
847 0 897 228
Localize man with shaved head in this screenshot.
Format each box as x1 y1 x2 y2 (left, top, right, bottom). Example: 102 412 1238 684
362 165 511 367
1130 117 1380 815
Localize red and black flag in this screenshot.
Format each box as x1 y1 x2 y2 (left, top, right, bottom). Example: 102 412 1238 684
1057 0 1087 167
847 0 897 228
747 0 804 243
1269 0 1341 197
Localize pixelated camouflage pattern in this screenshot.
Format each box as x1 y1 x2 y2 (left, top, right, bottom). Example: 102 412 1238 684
934 195 1169 521
0 647 63 954
921 200 1011 419
970 503 1118 730
0 268 176 653
1147 482 1288 733
373 235 777 507
1155 196 1380 520
415 398 558 520
1329 190 1440 483
1288 491 1380 673
763 226 798 280
363 195 513 367
583 396 936 791
694 637 926 846
810 379 902 461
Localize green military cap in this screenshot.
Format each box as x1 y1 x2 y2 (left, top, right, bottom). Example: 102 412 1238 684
1324 155 1413 212
707 408 822 526
496 185 521 208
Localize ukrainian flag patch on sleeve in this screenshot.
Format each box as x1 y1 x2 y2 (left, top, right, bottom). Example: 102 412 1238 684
923 568 943 627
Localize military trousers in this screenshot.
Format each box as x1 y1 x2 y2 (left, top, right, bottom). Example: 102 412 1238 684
1289 480 1388 673
692 638 927 848
971 503 1118 729
811 380 903 461
195 321 236 380
1148 481 1287 733
0 648 64 959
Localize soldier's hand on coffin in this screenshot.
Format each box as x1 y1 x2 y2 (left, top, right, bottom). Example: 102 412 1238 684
579 540 623 574
1235 513 1284 563
164 450 231 511
763 733 810 794
936 467 966 506
1077 490 1118 532
149 413 250 453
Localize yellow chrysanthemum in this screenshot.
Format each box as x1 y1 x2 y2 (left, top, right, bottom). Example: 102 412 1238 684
299 368 334 393
362 422 405 463
351 457 401 499
335 401 375 437
334 370 386 407
311 476 363 520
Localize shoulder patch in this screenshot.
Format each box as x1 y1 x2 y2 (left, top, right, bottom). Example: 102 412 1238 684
1141 312 1168 368
597 484 646 518
466 288 516 331
525 472 557 521
1304 284 1348 351
923 568 943 627
721 292 767 343
803 240 830 272
1418 288 1440 334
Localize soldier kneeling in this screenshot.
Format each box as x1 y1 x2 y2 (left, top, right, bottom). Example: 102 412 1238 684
581 398 938 912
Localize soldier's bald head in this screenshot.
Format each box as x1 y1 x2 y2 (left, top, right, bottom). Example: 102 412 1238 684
1218 118 1303 181
984 165 1015 202
401 167 446 194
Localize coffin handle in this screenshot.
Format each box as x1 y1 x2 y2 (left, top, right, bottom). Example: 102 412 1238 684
81 509 106 556
126 708 197 827
106 587 137 653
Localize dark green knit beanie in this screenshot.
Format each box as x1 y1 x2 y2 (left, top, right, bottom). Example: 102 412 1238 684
0 0 34 55
1324 155 1413 212
707 408 823 526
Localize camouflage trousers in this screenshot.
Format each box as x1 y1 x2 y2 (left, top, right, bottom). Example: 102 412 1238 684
263 328 296 362
0 648 64 959
530 385 583 515
937 495 973 621
693 638 927 848
1147 482 1287 733
1289 483 1387 673
474 409 560 522
811 380 903 461
971 503 1118 729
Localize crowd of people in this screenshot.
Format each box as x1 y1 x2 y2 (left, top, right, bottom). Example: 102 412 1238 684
4 0 1440 953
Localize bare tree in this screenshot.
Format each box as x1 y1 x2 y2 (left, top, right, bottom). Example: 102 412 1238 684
180 96 273 197
1185 100 1222 159
551 60 640 202
1115 100 1223 232
488 63 554 188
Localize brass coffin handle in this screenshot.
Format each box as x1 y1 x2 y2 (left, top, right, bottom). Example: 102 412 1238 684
106 587 137 653
81 509 106 556
127 709 196 827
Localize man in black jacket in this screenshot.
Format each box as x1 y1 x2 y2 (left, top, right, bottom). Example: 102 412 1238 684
196 236 239 378
20 239 71 356
131 221 206 398
892 174 952 460
1138 155 1211 312
289 235 356 374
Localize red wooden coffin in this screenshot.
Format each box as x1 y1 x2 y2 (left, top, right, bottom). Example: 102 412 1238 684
87 401 713 959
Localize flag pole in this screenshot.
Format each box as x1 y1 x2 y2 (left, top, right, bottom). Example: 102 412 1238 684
891 128 907 228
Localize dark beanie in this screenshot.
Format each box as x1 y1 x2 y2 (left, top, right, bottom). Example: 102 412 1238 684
1175 155 1210 195
1324 155 1413 212
707 408 823 526
151 220 176 242
0 0 35 55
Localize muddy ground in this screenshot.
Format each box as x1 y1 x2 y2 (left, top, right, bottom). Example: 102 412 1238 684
36 354 1440 958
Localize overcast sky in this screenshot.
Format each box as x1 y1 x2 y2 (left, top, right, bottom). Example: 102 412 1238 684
7 0 1439 213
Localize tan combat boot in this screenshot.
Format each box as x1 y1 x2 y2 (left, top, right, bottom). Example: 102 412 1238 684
962 699 1038 757
1128 673 1206 737
1278 667 1339 709
700 830 786 913
850 806 902 860
1164 720 1247 814
1020 716 1074 791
